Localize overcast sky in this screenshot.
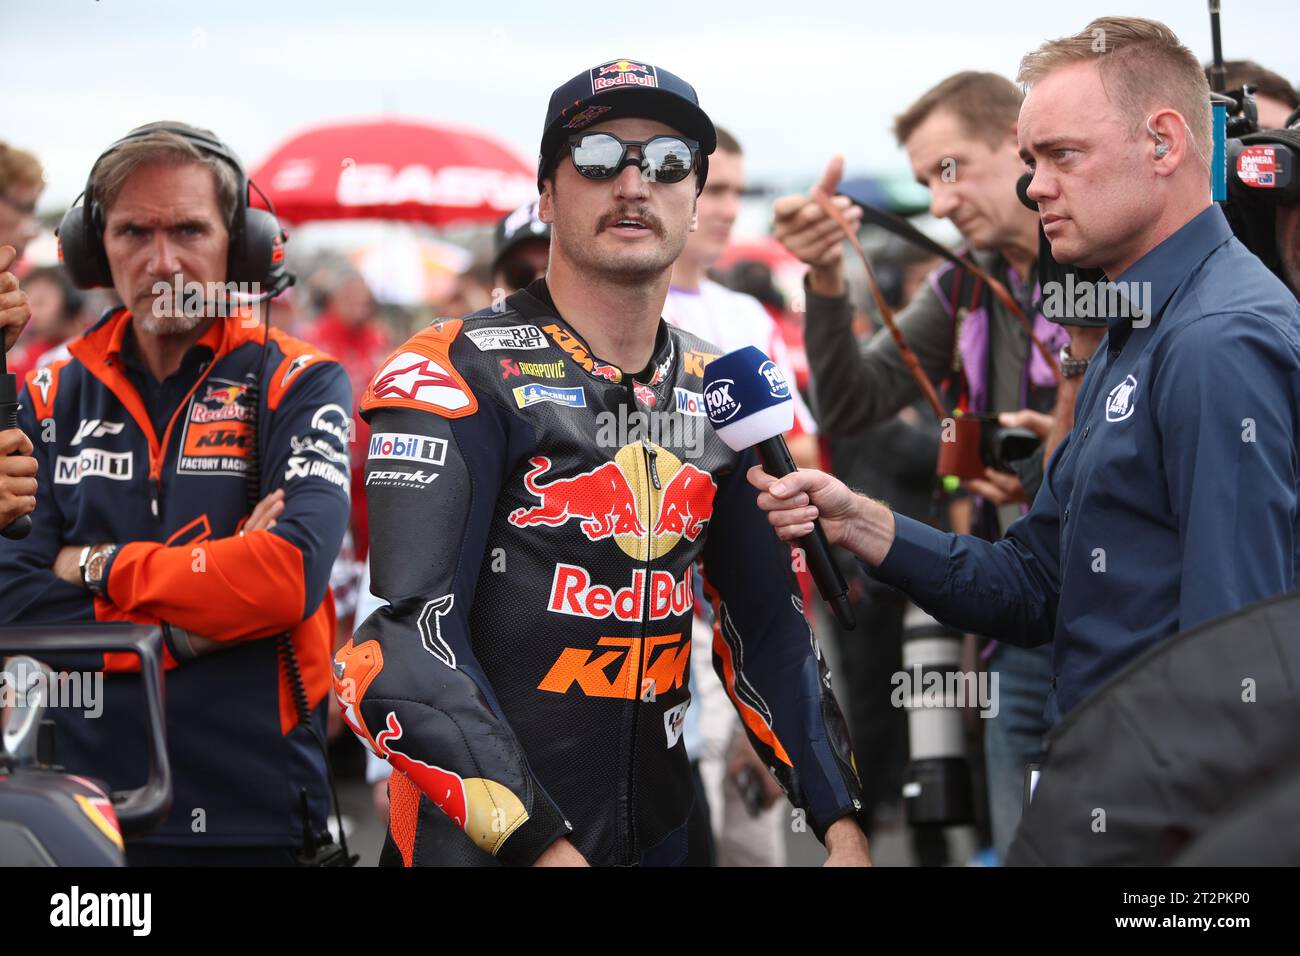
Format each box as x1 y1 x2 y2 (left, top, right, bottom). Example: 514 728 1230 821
8 0 1298 212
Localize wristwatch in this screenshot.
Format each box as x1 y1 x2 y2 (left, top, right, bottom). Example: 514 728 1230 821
81 543 119 596
1059 344 1091 379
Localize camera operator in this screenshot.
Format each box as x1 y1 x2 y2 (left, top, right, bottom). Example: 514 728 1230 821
751 13 1300 784
775 71 1085 861
0 122 352 865
1224 116 1300 300
1205 60 1299 131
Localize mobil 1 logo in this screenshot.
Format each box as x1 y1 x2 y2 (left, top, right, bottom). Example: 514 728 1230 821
366 431 447 490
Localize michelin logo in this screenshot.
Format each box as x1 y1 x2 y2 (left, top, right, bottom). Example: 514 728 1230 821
513 383 587 409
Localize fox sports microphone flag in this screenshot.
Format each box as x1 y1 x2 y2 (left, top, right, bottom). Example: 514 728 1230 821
701 346 794 450
703 346 855 628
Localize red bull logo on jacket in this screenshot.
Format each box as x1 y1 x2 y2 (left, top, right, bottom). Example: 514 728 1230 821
189 379 253 424
548 563 694 622
508 442 716 560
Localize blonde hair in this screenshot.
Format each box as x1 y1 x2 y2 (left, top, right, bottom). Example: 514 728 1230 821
1017 17 1212 168
894 72 1024 150
0 142 45 195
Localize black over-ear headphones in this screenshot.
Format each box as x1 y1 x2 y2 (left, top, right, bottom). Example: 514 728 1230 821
56 123 290 293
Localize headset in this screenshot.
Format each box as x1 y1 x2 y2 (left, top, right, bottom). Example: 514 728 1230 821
53 126 352 864
56 123 291 296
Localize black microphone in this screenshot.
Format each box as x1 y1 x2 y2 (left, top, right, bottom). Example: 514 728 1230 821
703 346 854 629
1 350 33 539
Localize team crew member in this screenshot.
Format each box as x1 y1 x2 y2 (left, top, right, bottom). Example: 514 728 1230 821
335 59 870 867
752 18 1300 727
0 123 352 864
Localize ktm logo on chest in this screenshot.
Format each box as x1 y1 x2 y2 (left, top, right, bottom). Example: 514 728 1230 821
538 633 689 700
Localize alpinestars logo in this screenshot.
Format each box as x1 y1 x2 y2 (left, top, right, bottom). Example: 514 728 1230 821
280 354 315 387
371 352 472 412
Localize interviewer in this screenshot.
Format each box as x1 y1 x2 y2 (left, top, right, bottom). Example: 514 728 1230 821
750 16 1300 728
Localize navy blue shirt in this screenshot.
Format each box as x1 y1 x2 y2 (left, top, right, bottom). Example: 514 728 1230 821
870 205 1300 724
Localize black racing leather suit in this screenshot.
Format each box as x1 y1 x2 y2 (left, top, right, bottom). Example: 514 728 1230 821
334 279 865 866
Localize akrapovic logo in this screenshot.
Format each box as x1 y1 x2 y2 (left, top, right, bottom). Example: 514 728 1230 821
54 449 133 485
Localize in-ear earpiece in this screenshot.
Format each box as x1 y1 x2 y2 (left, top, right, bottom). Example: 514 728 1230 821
1147 115 1170 159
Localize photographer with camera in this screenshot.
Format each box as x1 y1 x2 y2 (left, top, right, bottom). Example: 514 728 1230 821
752 14 1300 794
775 71 1086 861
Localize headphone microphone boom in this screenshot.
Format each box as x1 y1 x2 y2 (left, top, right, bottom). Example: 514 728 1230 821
703 346 855 629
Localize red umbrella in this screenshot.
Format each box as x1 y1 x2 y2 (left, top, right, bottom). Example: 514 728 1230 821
250 118 537 227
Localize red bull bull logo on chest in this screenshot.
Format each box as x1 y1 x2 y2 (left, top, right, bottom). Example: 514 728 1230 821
507 442 716 561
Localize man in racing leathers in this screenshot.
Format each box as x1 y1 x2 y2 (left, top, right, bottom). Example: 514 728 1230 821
333 59 871 866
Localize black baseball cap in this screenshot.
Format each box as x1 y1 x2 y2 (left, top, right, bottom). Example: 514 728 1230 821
492 200 551 273
538 58 717 192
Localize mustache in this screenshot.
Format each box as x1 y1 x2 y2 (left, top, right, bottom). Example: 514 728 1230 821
596 206 664 238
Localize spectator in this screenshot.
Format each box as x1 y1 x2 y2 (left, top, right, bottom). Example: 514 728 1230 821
302 271 391 562
9 265 84 380
664 126 818 867
492 199 551 294
0 142 43 269
0 242 36 533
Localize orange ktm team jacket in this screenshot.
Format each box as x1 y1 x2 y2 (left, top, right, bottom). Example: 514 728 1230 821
0 307 352 847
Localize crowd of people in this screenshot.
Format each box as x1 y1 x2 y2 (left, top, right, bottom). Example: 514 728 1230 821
1 14 1298 868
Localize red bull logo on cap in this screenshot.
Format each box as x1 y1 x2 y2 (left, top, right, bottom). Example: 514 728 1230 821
591 59 658 93
508 442 716 561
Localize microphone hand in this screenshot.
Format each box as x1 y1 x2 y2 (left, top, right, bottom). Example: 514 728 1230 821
747 465 858 546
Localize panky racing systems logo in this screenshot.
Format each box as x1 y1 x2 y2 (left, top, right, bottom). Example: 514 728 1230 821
508 442 716 561
591 59 659 94
176 378 254 476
